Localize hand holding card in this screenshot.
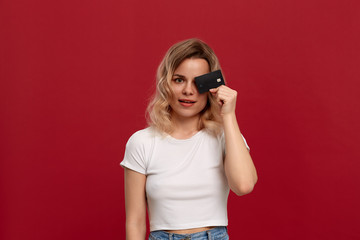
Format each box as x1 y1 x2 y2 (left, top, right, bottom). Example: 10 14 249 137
195 70 225 94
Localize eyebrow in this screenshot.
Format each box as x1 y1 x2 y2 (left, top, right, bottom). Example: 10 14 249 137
172 74 185 78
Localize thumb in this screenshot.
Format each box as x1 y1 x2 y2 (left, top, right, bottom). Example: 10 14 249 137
209 88 218 93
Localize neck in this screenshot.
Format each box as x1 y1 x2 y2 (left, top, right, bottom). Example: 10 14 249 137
170 114 201 139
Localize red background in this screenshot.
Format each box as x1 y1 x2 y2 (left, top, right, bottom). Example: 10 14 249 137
1 0 360 239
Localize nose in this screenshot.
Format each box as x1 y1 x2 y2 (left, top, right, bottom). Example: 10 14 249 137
182 81 195 95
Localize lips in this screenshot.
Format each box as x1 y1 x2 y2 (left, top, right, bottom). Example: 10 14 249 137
178 99 196 107
179 99 196 103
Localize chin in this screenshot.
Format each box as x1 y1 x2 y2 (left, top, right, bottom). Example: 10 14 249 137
173 110 202 119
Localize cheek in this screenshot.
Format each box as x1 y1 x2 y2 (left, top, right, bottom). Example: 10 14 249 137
170 84 182 96
199 95 208 108
169 85 179 101
169 95 177 108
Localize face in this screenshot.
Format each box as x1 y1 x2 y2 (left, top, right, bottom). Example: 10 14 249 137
169 58 209 121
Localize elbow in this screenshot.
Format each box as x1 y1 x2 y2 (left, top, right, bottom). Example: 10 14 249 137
232 178 257 196
233 185 254 196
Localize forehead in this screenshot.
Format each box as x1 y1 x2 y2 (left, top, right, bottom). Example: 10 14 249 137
174 58 210 77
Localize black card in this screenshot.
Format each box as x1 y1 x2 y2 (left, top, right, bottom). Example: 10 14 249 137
195 70 225 94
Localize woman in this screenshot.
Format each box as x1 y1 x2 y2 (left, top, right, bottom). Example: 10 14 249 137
121 38 257 240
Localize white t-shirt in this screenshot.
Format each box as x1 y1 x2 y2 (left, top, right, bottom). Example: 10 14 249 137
120 127 250 231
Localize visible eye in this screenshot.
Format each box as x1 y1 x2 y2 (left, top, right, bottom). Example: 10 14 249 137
173 78 184 83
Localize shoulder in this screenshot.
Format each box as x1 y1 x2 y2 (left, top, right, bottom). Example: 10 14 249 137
201 129 225 148
205 129 224 145
122 128 158 174
128 127 153 140
126 127 160 147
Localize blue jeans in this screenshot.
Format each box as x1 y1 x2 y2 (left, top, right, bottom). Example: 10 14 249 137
149 226 229 240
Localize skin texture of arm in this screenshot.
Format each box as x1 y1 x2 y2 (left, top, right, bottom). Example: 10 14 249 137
124 168 147 240
210 86 258 196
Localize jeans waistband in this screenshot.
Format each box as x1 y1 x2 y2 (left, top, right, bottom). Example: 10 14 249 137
149 226 228 240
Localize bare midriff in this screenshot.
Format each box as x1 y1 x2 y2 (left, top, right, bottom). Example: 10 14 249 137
164 226 216 234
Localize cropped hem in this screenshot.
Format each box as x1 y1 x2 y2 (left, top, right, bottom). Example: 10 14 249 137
150 220 228 232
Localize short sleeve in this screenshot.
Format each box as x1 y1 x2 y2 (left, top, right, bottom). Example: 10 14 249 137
241 134 250 151
220 132 250 152
120 132 148 175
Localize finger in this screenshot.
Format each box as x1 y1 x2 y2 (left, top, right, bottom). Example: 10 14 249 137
209 87 219 93
217 90 233 99
212 93 223 105
217 85 233 94
217 88 237 98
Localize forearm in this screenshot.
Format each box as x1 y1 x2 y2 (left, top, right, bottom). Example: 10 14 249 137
126 222 147 240
124 168 148 240
223 113 258 196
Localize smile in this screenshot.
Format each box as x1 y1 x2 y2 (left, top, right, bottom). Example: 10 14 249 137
178 99 196 107
179 99 196 103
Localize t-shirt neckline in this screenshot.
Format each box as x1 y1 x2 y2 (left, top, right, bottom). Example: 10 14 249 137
165 129 205 143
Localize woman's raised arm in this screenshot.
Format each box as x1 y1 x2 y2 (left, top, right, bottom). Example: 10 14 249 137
210 86 258 196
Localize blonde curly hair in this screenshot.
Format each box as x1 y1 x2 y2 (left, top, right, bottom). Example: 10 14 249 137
146 38 224 136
